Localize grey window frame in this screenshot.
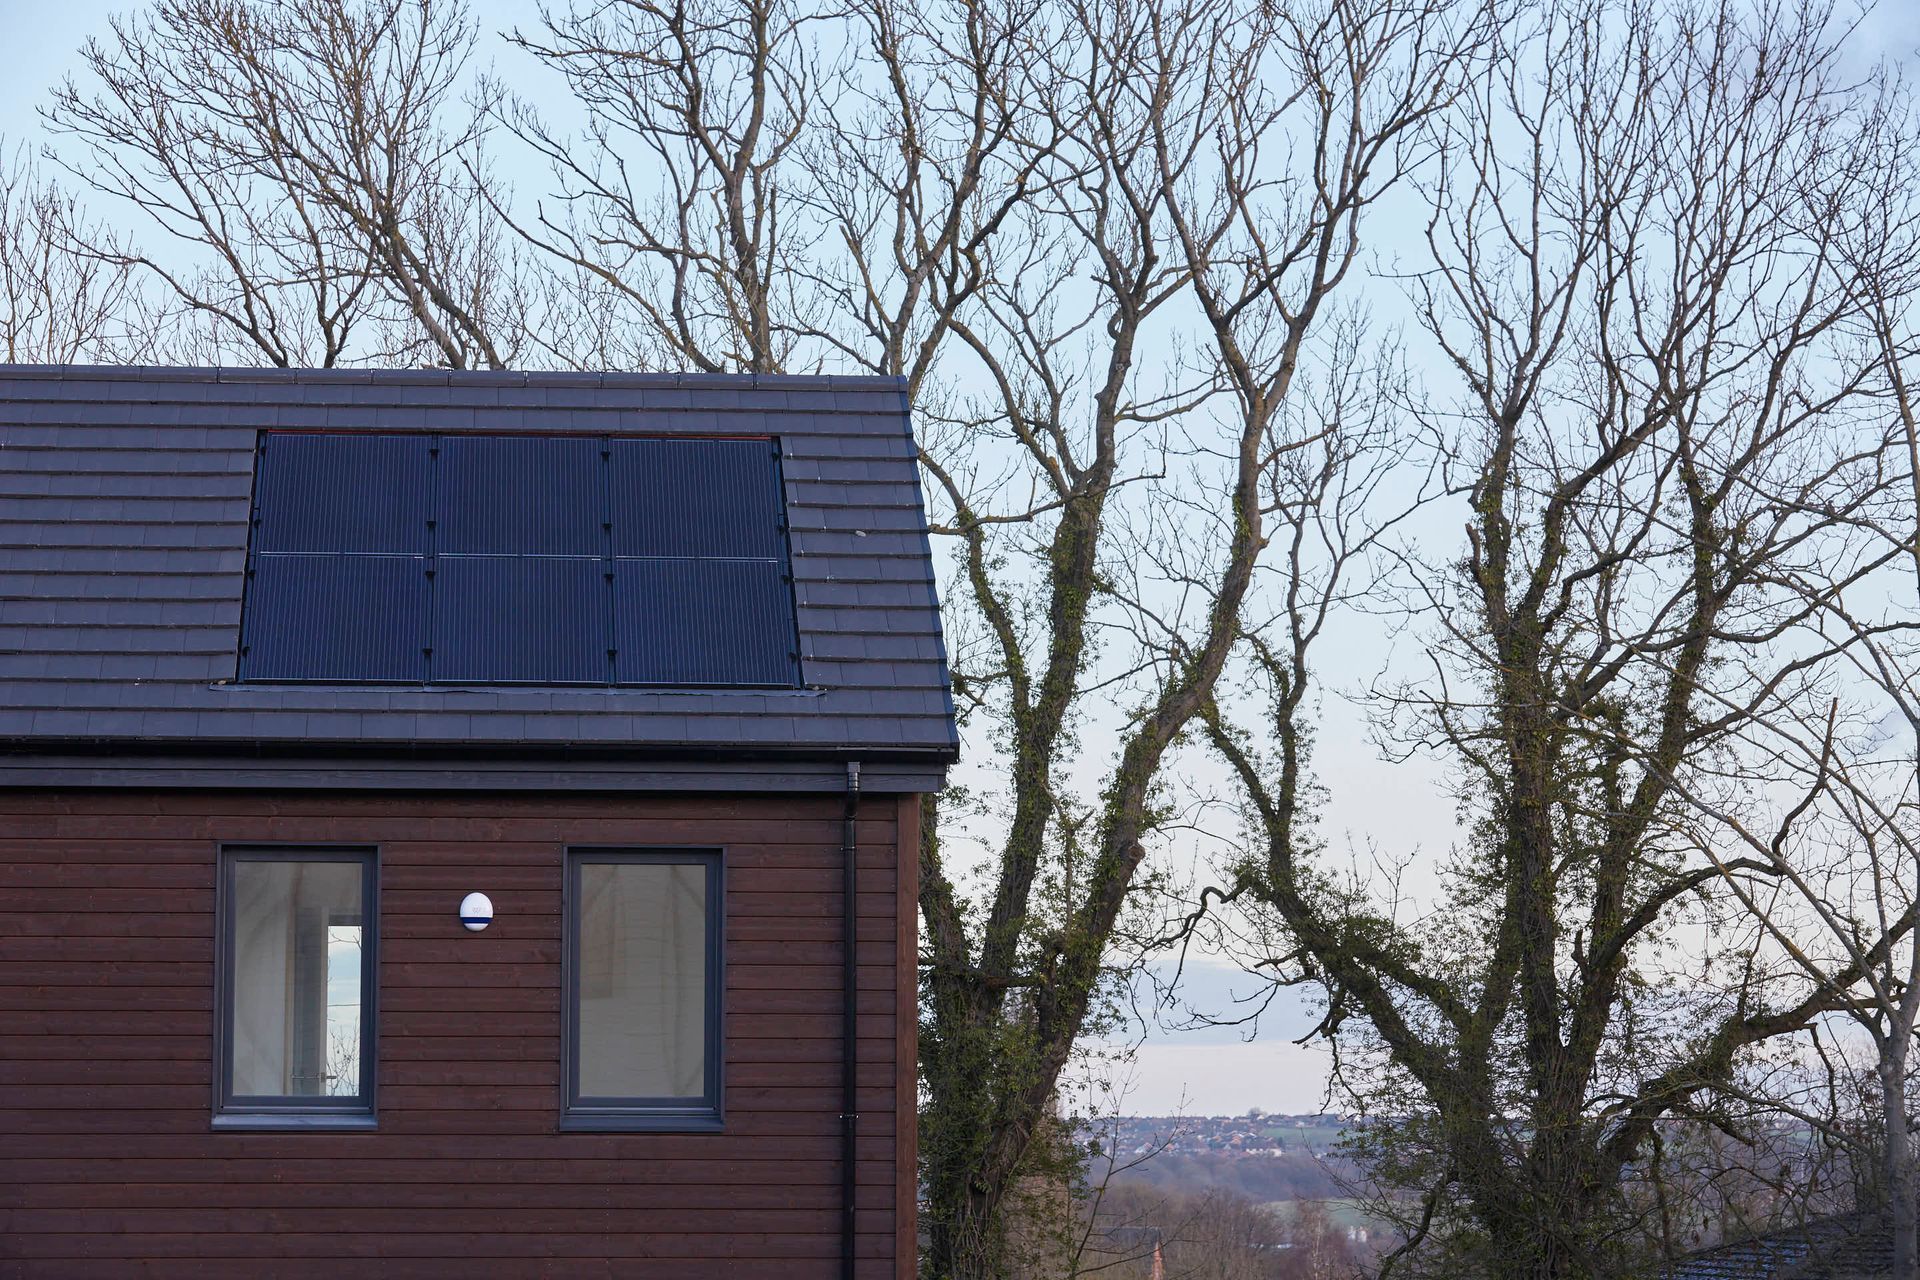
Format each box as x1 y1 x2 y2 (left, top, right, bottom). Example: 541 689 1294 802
212 845 379 1131
561 847 725 1132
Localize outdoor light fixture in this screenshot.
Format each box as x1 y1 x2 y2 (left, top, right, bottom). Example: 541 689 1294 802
459 892 494 932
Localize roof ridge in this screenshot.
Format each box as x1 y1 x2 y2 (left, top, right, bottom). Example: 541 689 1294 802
0 363 909 391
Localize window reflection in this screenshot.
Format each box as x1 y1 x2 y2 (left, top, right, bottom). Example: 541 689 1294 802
230 859 365 1098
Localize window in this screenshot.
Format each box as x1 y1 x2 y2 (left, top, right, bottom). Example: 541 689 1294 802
562 849 723 1130
237 432 801 687
215 847 377 1128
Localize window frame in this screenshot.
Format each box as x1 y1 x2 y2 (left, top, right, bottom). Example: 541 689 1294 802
212 845 379 1131
560 847 726 1132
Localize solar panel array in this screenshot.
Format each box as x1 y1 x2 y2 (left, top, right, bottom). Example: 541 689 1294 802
240 432 801 687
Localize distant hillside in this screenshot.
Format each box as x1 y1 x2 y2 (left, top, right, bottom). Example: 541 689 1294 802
1087 1113 1357 1203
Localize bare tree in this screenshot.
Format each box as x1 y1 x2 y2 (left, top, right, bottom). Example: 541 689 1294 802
0 144 146 363
913 0 1482 1274
1678 740 1920 1271
1625 66 1920 1277
494 0 1058 389
1276 1198 1366 1280
1189 3 1917 1276
497 0 821 373
44 0 513 368
1082 1183 1306 1280
32 5 1911 1276
1844 85 1920 1276
791 0 1050 395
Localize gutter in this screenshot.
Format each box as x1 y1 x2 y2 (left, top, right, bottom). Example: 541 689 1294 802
842 760 862 1280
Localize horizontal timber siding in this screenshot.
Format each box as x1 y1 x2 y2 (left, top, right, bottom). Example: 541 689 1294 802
0 790 914 1279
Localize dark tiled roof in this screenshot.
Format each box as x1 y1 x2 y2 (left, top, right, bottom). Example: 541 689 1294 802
0 366 956 767
1664 1211 1895 1279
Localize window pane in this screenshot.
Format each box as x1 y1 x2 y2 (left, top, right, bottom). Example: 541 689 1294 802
577 861 708 1100
231 860 365 1098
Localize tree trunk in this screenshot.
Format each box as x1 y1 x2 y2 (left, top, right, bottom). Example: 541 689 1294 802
1474 1164 1592 1280
1489 1248 1580 1280
1887 1032 1917 1280
923 1179 1002 1280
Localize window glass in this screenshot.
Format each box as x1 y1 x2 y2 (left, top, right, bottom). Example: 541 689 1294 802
223 853 373 1113
577 861 708 1099
566 851 721 1127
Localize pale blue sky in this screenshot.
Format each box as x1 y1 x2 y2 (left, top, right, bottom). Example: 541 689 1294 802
4 0 1912 147
3 0 1915 1119
0 0 1380 1116
0 0 547 153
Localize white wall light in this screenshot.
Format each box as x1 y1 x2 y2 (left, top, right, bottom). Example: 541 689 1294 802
459 891 494 932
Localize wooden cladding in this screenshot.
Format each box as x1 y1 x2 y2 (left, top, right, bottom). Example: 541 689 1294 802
0 790 917 1279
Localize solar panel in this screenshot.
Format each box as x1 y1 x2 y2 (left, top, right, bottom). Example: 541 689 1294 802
608 437 799 686
613 559 796 686
609 438 786 559
252 433 430 554
241 554 429 682
438 435 604 556
238 431 799 687
433 556 610 683
241 433 431 681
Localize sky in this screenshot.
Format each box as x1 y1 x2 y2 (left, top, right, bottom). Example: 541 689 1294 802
2 0 1917 1120
0 0 1378 1117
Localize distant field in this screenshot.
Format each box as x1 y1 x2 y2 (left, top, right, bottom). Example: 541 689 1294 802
1262 1123 1346 1151
1266 1197 1396 1237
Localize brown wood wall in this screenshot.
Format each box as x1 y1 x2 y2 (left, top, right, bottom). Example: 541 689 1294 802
0 788 919 1279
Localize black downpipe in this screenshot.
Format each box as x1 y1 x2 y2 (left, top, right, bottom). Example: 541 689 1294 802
841 760 862 1280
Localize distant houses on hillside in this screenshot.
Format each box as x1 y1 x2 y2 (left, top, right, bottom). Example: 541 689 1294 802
1093 1112 1350 1160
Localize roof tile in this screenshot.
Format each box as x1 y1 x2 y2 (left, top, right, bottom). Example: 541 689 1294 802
0 365 956 764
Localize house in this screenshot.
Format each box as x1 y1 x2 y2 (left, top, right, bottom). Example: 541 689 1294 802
0 366 956 1277
1662 1210 1898 1279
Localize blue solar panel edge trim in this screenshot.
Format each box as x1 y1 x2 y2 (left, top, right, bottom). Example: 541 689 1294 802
237 431 803 688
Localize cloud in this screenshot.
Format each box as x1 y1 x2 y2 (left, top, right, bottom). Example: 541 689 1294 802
1085 1040 1336 1117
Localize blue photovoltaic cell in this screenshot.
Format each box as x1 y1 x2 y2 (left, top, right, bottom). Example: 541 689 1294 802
432 556 609 684
613 559 798 686
609 438 784 559
253 434 430 554
240 430 801 687
240 554 428 681
437 435 604 556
